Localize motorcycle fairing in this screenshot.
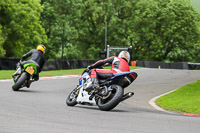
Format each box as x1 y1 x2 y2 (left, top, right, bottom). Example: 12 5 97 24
79 73 90 86
110 71 138 88
111 71 136 79
23 63 37 74
76 85 96 105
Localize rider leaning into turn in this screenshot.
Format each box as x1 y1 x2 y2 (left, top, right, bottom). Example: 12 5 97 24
12 44 46 81
86 51 130 91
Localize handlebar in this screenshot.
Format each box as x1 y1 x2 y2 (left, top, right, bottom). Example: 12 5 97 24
82 68 91 75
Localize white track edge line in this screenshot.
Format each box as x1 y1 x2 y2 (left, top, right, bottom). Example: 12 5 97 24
148 89 178 114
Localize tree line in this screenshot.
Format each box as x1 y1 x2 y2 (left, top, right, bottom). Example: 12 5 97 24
0 0 200 62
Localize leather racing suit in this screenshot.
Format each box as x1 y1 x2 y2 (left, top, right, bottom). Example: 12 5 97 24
90 56 130 79
21 49 45 80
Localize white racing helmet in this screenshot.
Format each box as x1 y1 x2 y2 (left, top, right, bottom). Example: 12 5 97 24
118 51 130 63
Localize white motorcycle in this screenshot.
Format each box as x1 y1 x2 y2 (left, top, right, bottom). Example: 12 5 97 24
66 69 137 111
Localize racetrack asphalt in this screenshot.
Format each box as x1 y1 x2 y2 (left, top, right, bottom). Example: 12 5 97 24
0 68 200 133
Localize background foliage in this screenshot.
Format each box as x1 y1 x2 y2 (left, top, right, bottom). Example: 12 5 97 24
0 0 200 62
0 0 47 57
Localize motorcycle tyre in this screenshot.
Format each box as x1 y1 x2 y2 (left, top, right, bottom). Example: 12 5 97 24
97 85 123 111
66 87 78 106
12 72 29 91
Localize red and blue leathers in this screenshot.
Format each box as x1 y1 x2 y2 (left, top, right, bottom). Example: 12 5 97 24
90 56 130 78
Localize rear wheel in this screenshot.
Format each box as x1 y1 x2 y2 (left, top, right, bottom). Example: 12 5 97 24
66 87 79 106
12 72 29 91
97 85 123 111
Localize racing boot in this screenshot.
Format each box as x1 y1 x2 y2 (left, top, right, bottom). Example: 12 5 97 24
33 73 39 81
26 74 39 88
12 62 22 78
26 80 32 88
12 67 22 79
85 78 100 92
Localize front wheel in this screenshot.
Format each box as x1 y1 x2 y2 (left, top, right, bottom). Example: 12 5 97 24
66 87 79 106
97 85 124 111
12 72 29 91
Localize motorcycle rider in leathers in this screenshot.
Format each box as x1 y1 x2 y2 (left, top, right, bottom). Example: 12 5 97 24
12 44 46 84
86 51 130 91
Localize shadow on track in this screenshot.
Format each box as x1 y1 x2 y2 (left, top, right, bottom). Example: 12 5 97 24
67 105 136 113
13 89 40 93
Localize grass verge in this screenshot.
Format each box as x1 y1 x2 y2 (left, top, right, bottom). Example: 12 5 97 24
0 66 141 79
156 80 200 115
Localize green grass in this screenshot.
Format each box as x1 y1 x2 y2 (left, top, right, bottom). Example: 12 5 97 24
156 80 200 115
0 66 141 79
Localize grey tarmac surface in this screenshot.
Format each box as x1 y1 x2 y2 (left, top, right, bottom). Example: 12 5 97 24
0 68 200 133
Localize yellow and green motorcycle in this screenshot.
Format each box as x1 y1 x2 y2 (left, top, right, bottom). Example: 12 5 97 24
12 61 38 91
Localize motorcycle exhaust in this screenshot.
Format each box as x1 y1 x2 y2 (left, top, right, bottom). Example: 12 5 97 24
121 92 134 101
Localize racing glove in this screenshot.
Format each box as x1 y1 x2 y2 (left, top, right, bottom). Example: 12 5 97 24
87 65 94 70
